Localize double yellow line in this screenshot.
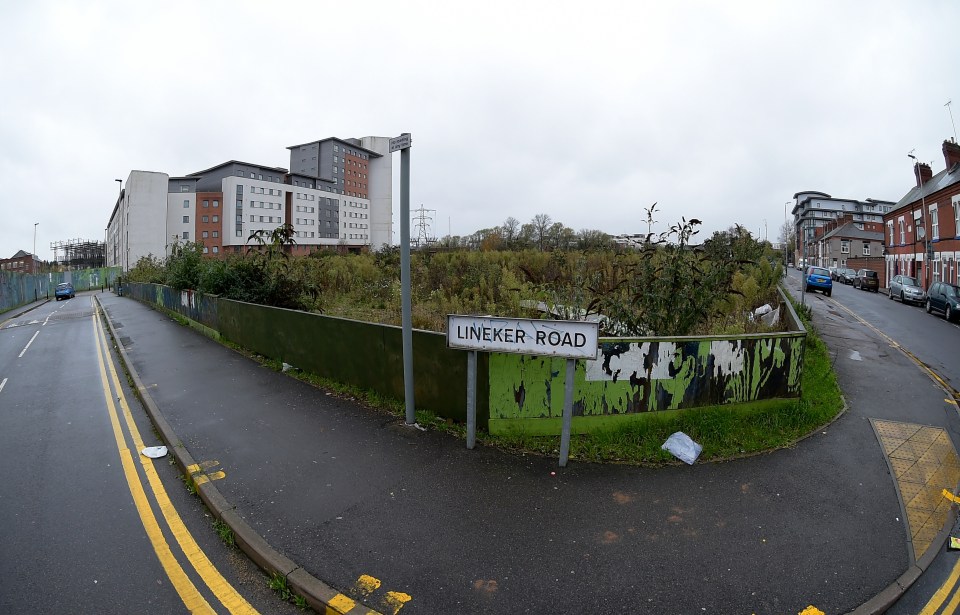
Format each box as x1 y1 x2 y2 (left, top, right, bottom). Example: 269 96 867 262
92 301 258 614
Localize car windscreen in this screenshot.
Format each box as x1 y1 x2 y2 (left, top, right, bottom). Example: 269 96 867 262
946 285 959 297
902 277 918 286
56 283 70 289
865 271 878 278
810 268 829 276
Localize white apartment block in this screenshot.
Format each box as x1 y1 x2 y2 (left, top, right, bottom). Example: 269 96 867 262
106 136 394 270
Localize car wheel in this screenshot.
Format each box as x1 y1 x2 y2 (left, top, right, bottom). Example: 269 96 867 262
900 292 905 302
927 300 933 314
826 289 832 297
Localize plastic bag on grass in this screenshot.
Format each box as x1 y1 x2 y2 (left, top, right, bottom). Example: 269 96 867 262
661 432 702 465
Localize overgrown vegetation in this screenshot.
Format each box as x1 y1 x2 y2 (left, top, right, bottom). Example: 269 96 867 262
126 207 786 336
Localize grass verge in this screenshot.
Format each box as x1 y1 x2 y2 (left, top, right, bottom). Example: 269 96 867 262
165 297 842 466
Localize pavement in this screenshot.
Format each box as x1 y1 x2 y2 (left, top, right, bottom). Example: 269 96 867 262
85 286 960 615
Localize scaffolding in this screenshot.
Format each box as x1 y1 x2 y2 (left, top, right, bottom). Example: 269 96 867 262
50 238 105 269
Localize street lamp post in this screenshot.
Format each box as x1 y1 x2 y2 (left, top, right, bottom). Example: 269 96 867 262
784 201 791 274
907 151 931 289
33 222 39 300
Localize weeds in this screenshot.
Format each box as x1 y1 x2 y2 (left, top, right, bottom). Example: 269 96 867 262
269 572 308 607
269 573 293 601
179 474 197 495
213 519 235 546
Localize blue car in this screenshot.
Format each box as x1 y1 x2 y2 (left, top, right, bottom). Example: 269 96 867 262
803 266 832 297
55 282 75 301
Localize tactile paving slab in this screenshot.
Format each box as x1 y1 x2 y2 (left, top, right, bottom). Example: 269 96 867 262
872 419 960 560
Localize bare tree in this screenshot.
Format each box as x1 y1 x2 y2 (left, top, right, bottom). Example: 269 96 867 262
531 213 552 251
501 216 520 248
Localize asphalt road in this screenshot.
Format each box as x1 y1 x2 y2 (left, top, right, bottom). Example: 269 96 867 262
96 285 939 614
0 294 300 614
8 277 959 614
788 268 960 613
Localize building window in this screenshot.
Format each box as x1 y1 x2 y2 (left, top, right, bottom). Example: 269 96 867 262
202 216 209 223
202 231 208 238
953 196 960 237
182 215 189 223
840 240 850 254
182 232 189 239
213 200 219 208
862 243 870 256
213 246 219 253
212 215 219 223
899 219 905 244
203 247 208 254
930 205 939 240
181 185 189 192
203 200 209 208
183 200 189 208
888 223 894 245
236 229 243 237
213 231 219 238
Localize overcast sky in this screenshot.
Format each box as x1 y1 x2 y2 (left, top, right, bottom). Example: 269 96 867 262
2 0 958 261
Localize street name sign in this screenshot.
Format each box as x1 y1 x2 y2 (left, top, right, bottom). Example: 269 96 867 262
446 315 598 360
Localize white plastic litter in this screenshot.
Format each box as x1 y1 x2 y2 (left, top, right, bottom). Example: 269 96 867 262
753 304 773 316
661 432 702 465
141 446 168 459
282 362 293 372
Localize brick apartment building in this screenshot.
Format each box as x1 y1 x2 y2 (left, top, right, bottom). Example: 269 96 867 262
0 250 39 274
106 136 394 271
883 139 960 290
790 191 895 268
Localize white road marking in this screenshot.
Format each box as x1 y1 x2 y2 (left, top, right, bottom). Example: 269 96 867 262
0 378 7 393
18 331 40 358
849 350 862 361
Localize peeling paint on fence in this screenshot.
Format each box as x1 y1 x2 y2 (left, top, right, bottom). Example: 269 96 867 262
489 333 805 434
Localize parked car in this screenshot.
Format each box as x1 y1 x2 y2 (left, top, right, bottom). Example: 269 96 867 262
828 266 839 280
854 269 879 292
837 268 857 285
925 282 960 322
888 275 926 305
54 282 75 301
803 266 832 296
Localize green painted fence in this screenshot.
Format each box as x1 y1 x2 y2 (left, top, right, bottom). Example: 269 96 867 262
123 283 804 436
125 283 488 424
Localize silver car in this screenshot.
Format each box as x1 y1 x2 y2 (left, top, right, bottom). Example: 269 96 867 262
888 275 926 305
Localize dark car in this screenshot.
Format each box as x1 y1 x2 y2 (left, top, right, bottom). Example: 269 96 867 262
854 269 879 292
888 275 926 305
803 266 832 296
54 282 75 301
828 266 839 280
838 268 857 285
926 282 960 322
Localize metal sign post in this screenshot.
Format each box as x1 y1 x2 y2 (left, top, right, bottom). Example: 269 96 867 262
447 315 599 466
390 134 416 425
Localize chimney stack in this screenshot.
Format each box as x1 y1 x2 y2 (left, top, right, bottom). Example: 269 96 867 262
914 162 933 187
944 138 960 170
